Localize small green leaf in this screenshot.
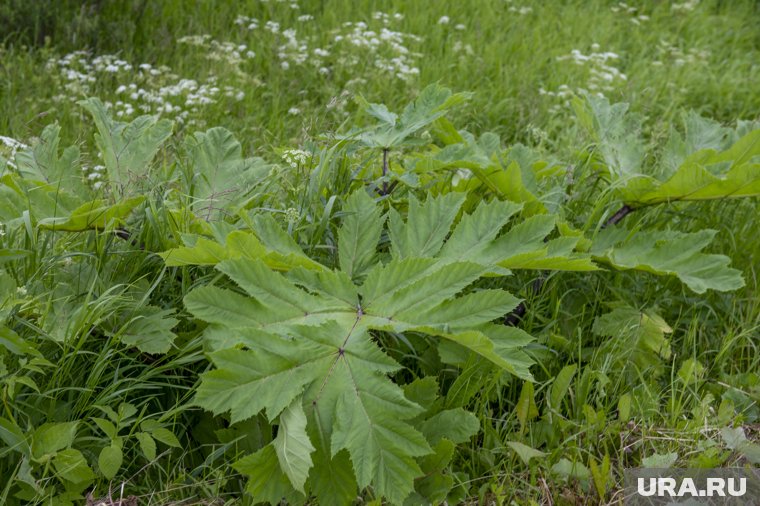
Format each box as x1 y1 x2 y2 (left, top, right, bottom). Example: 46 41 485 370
150 427 181 448
642 452 678 468
91 417 117 439
551 458 591 482
274 399 315 493
135 432 157 461
506 441 546 465
54 448 96 484
589 454 611 498
549 364 577 412
618 394 632 421
98 444 123 479
677 358 705 385
516 382 539 433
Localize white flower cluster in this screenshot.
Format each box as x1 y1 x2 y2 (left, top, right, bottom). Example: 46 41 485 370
284 207 300 224
234 14 260 30
0 222 5 237
610 1 650 25
178 35 255 66
452 41 475 57
47 51 246 125
542 45 627 112
47 51 134 97
336 18 422 81
671 0 699 12
281 149 311 168
507 5 533 15
0 135 28 169
82 164 106 190
234 10 421 82
652 40 710 67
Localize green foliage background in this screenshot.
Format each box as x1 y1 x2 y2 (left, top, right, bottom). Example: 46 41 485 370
0 1 759 504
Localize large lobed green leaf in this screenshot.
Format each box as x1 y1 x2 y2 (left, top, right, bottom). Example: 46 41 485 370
185 192 558 504
183 127 271 220
80 97 173 190
591 227 744 293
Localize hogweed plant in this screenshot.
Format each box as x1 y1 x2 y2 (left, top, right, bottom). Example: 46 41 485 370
0 82 758 504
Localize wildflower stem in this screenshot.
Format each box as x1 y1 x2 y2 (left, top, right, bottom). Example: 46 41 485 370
603 204 633 228
382 148 389 195
506 203 635 326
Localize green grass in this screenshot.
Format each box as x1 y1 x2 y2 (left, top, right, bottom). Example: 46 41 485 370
1 1 760 504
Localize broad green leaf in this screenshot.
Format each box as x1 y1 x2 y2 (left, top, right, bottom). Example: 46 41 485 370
53 448 95 484
159 236 229 266
661 111 732 174
402 377 440 413
591 227 744 293
412 439 456 504
592 305 672 378
618 154 760 207
187 197 553 503
98 444 123 479
117 305 178 354
274 399 315 492
38 196 145 232
677 358 705 385
338 190 384 280
485 160 546 213
720 427 760 464
118 402 138 420
31 421 78 460
14 124 85 195
0 416 29 456
0 325 38 355
573 94 644 178
351 84 471 149
184 127 270 220
419 408 479 445
80 98 172 189
234 444 306 505
506 441 546 465
488 215 598 271
160 226 324 270
389 193 465 259
308 442 357 506
438 199 522 263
